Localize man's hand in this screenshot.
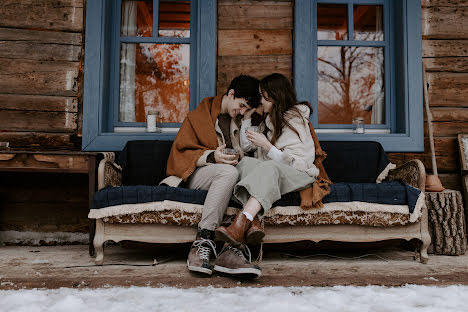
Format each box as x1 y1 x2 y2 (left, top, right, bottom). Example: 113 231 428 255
214 144 239 165
246 131 273 152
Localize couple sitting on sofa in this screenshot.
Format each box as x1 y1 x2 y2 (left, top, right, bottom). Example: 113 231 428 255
161 73 331 279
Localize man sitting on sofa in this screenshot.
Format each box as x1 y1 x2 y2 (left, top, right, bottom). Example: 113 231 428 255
162 75 262 277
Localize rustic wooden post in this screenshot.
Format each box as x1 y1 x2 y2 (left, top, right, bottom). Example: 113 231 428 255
425 190 467 255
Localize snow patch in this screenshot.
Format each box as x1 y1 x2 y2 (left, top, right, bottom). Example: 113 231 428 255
1 285 468 312
0 231 88 246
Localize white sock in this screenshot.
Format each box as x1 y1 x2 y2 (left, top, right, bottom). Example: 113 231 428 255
243 211 254 221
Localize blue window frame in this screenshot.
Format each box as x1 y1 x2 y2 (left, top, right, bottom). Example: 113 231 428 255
82 0 216 151
295 0 423 152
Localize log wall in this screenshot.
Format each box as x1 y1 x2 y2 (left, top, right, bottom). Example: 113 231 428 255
0 0 84 150
216 0 468 192
388 0 468 191
216 0 293 94
0 0 466 234
0 0 88 236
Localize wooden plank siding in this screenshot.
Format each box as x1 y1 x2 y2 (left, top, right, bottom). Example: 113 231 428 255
216 0 467 192
216 0 293 94
0 0 83 150
0 0 84 32
0 0 466 236
388 0 468 191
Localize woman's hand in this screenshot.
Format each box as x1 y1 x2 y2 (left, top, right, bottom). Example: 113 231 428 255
242 107 257 120
246 131 273 152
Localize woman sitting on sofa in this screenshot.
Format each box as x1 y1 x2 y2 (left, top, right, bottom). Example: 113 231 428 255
215 72 320 252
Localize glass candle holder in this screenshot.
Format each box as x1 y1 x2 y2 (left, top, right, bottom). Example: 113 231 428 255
352 117 365 134
222 148 239 155
222 148 240 160
146 110 161 133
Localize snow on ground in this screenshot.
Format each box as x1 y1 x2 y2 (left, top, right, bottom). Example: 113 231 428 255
1 285 468 312
0 231 89 245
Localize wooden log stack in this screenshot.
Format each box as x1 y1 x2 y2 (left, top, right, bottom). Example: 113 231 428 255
425 190 467 255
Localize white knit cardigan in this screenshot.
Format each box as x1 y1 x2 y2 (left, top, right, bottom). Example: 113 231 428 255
241 104 319 178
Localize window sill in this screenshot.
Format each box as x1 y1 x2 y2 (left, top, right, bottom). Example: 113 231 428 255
113 127 179 133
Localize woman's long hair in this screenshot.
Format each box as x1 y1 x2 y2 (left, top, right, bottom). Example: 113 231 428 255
259 73 312 145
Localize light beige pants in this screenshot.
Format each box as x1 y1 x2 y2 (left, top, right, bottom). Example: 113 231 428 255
188 164 239 231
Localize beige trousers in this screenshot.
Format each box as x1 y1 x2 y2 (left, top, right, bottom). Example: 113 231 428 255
188 164 239 231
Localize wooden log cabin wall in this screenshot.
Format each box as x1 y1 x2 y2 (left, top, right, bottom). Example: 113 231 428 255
0 0 89 236
217 0 293 94
0 0 467 238
217 0 468 192
387 0 468 191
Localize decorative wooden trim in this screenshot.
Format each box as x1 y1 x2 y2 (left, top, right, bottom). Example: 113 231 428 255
93 205 431 264
0 151 95 173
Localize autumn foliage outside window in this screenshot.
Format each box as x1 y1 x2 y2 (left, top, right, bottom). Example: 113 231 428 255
119 0 191 124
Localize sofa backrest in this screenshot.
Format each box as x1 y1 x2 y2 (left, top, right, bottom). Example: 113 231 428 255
116 140 390 185
320 141 390 183
117 140 174 185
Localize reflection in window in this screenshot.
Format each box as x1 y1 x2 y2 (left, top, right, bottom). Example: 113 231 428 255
354 5 384 41
121 0 153 37
119 43 190 123
317 4 347 40
159 1 190 38
318 46 385 124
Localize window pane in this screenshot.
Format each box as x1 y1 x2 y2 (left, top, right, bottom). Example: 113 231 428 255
119 43 190 123
318 46 385 124
158 1 190 38
121 0 153 37
317 4 347 40
354 5 384 41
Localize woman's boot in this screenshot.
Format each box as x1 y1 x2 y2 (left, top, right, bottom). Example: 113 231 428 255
215 212 251 246
246 216 265 245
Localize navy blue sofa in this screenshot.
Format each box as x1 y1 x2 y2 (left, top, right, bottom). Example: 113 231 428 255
89 140 431 264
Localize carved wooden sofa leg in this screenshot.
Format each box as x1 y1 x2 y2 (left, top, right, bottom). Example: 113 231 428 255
93 219 105 265
420 235 431 264
419 206 432 264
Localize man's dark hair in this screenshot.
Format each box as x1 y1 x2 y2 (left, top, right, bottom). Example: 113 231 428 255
226 75 260 108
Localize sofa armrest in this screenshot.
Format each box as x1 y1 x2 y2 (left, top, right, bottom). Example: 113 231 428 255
387 159 426 192
97 152 123 190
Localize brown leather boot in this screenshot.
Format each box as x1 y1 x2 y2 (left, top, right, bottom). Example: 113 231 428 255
215 212 251 246
246 216 265 245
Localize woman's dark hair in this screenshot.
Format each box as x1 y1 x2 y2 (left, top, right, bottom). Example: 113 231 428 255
226 75 260 108
259 73 312 145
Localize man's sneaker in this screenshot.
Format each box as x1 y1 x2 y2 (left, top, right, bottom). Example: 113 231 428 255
187 238 217 275
213 244 261 279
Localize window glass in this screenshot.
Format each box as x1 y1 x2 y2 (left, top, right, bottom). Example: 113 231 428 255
119 43 190 123
317 4 348 40
159 1 190 38
121 0 153 37
354 5 384 41
318 46 385 124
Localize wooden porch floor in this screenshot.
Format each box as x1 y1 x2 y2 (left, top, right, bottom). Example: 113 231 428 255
1 244 468 289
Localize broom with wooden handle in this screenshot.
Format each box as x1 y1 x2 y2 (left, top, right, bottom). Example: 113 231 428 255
423 63 445 192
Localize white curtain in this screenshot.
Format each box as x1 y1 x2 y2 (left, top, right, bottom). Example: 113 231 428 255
119 1 137 122
371 7 385 124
